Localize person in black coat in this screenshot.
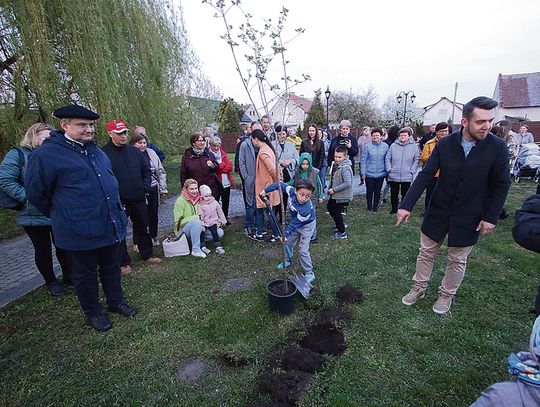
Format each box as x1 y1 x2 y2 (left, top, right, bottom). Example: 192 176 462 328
327 120 359 174
102 120 161 273
512 190 540 316
397 97 511 314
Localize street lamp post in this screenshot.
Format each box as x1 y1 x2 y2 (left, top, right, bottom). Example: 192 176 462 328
396 91 416 126
325 85 331 129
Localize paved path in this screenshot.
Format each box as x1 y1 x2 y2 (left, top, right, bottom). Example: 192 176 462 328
0 176 366 308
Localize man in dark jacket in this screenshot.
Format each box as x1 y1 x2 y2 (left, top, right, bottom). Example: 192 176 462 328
327 120 359 174
397 96 511 314
26 105 137 332
512 190 540 316
102 120 161 273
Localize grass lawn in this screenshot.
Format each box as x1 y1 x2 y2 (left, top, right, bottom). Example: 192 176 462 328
1 182 538 406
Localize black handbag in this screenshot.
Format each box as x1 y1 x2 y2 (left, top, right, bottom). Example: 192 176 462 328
0 148 25 211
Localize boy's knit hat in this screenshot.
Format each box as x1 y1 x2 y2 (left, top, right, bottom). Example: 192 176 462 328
199 184 212 197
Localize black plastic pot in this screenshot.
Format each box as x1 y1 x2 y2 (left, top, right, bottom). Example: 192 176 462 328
267 279 297 315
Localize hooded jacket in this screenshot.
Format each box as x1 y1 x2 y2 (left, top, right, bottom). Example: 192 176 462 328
329 158 353 203
291 152 324 200
385 137 420 183
512 193 540 253
25 131 127 250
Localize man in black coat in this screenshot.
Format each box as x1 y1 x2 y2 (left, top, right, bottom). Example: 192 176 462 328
102 120 161 274
397 97 511 314
512 190 540 316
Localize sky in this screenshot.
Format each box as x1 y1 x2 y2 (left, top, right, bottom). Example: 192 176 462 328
180 0 540 110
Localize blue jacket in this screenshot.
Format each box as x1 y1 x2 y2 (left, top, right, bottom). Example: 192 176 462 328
360 141 388 178
25 131 127 250
0 147 51 226
264 182 316 237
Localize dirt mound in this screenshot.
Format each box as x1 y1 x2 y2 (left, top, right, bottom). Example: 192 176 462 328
311 307 352 328
258 370 313 406
220 351 249 367
280 346 325 373
299 325 346 356
336 283 364 305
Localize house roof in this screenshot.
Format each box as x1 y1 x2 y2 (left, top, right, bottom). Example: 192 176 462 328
423 97 464 112
288 93 313 112
495 72 540 108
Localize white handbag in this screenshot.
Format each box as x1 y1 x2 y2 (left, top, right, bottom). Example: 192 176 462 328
162 231 190 257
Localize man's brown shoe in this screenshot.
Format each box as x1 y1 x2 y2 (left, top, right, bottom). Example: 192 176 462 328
145 257 161 265
120 265 132 275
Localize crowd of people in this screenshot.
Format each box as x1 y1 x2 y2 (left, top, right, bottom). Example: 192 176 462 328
0 100 538 322
1 97 540 405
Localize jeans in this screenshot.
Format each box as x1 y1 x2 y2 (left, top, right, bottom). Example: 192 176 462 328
256 207 280 237
365 176 385 211
183 219 204 252
286 221 316 273
245 200 256 234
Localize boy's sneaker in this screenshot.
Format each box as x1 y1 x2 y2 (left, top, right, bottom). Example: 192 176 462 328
191 250 207 259
331 232 348 239
265 235 280 243
304 272 315 283
401 284 426 306
201 247 211 254
247 233 264 242
277 259 291 269
152 238 160 246
432 291 454 314
216 246 225 255
331 224 348 231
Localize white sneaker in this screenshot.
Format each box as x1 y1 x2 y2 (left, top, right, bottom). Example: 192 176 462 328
201 247 211 254
152 238 160 246
216 246 225 255
191 250 207 258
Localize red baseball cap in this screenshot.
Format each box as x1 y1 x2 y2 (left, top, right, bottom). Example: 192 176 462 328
106 119 128 133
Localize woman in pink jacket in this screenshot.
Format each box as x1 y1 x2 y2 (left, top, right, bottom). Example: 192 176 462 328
252 129 281 242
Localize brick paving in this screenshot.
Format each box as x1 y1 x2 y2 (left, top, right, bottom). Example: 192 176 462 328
0 177 366 308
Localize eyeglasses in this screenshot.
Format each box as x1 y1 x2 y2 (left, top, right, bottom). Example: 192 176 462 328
195 138 205 142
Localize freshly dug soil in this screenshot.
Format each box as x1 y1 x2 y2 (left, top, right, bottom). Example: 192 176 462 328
336 283 364 305
299 325 347 356
220 351 249 367
280 346 325 373
258 370 313 405
311 307 352 328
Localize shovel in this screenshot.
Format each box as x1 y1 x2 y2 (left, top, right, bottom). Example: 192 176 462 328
262 193 313 299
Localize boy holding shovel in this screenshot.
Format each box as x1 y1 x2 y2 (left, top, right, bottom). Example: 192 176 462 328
260 179 317 283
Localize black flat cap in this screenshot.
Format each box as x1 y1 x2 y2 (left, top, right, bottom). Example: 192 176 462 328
52 104 100 120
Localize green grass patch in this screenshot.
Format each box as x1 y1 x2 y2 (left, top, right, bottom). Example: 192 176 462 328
1 183 538 406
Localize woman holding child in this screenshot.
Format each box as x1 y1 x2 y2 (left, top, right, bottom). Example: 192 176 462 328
173 179 224 258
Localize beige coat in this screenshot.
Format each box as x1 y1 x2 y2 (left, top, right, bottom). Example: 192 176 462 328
255 144 280 209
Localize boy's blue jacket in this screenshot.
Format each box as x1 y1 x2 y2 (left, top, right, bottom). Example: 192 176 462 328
264 181 316 237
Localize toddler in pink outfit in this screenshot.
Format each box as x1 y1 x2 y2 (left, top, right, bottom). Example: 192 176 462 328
199 184 227 254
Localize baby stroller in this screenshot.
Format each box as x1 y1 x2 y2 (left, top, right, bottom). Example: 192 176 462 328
512 143 540 183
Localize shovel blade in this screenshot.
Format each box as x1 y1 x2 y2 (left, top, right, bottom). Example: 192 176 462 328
290 274 312 299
